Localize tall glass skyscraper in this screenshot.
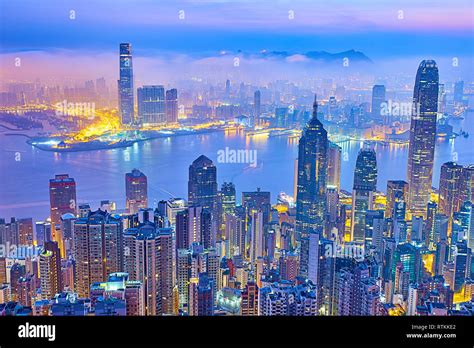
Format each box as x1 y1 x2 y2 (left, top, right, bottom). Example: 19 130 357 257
407 60 439 218
296 95 328 279
165 88 178 124
351 148 377 243
49 174 77 228
125 169 148 214
188 155 218 215
118 43 134 125
371 84 386 123
137 85 165 125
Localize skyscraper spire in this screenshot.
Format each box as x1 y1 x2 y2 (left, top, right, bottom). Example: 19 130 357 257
406 60 439 218
312 94 318 119
296 93 328 280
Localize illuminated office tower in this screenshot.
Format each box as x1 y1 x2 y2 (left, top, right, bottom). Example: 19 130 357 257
137 85 165 125
438 162 464 219
241 281 258 315
16 276 35 307
371 85 386 123
365 210 384 247
318 240 337 315
249 210 264 264
165 88 178 124
279 251 299 281
123 223 173 315
0 258 6 284
125 169 148 214
39 241 62 300
392 243 422 284
16 218 33 247
433 214 449 245
221 182 236 222
9 263 26 302
60 213 76 259
424 202 438 248
386 180 408 219
351 148 377 243
176 209 189 250
0 218 16 245
327 142 342 191
296 95 328 238
165 198 187 226
326 187 339 225
186 206 213 247
118 43 134 125
49 174 77 229
300 232 319 284
224 207 246 257
462 165 474 203
411 216 424 243
200 208 213 249
242 188 271 223
407 285 419 315
189 273 214 316
188 155 218 215
35 221 52 247
176 249 192 309
453 241 470 292
452 202 472 245
407 60 439 218
254 90 261 125
434 240 448 276
73 210 123 298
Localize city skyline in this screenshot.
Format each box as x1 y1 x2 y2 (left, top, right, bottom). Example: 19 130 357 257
1 1 473 322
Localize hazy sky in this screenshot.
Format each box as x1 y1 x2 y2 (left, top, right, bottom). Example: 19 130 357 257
1 0 473 83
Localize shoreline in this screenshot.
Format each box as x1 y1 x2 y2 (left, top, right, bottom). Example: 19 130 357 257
26 127 224 153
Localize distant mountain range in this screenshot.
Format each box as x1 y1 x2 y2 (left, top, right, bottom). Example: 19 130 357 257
218 49 372 63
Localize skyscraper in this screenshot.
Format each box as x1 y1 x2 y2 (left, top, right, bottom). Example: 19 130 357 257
118 43 134 125
220 182 236 229
137 85 165 125
296 95 328 237
385 180 408 219
241 281 258 315
327 142 342 191
123 223 174 315
188 155 218 215
351 148 377 243
453 81 464 105
242 188 271 223
189 273 214 316
407 60 439 218
296 95 328 281
49 174 77 229
438 162 464 220
125 169 148 214
165 88 178 124
254 90 261 126
73 210 123 298
39 241 62 300
371 85 386 123
225 79 231 100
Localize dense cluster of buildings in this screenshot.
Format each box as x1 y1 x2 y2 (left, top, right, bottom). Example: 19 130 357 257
0 59 473 317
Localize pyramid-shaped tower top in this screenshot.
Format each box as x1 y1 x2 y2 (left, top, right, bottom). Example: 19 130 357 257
308 94 323 127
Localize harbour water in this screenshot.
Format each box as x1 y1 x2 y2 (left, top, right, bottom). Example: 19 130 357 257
0 113 473 223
